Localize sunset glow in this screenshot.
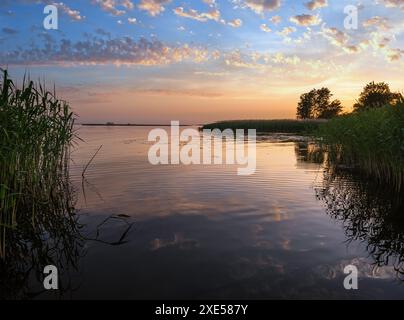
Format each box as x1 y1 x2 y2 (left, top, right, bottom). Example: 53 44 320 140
1 0 403 123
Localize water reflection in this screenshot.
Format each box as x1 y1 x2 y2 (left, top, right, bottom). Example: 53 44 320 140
295 141 324 164
296 142 404 279
316 170 404 278
0 174 134 299
0 186 82 299
3 129 404 299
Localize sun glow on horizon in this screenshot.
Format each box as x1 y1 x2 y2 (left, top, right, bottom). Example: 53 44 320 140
0 0 403 123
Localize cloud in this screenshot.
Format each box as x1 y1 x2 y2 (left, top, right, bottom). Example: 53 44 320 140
320 26 360 54
95 28 111 37
270 15 282 25
193 71 228 77
260 24 271 32
203 0 217 7
211 50 221 60
223 49 302 69
377 0 404 10
127 17 137 24
56 2 85 21
173 7 220 22
224 50 260 68
384 48 403 61
290 14 321 26
133 88 223 98
16 0 85 21
277 26 296 37
362 16 390 30
0 35 213 66
2 27 18 35
317 21 402 62
228 18 243 28
321 26 349 46
305 0 328 10
242 0 282 14
271 53 300 65
92 0 125 16
138 0 172 16
121 0 134 9
360 31 403 62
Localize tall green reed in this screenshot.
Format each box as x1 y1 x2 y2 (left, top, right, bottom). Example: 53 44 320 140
0 69 77 259
317 99 404 191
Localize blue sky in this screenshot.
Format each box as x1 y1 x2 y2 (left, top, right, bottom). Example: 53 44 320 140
2 0 396 51
0 0 403 123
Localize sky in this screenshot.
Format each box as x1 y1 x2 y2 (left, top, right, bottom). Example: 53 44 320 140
0 0 403 124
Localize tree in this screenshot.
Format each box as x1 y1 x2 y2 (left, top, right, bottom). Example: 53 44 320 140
296 90 315 119
318 99 343 119
353 81 401 111
296 88 343 119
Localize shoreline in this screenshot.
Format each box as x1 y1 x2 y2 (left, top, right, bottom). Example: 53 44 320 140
201 119 326 134
80 123 195 127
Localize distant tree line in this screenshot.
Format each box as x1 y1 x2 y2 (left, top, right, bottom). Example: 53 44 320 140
296 81 402 119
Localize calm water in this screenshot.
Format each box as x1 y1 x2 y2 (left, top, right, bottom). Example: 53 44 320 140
28 126 404 299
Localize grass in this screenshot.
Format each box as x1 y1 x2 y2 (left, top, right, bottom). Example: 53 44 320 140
202 119 326 134
317 100 404 191
0 69 79 261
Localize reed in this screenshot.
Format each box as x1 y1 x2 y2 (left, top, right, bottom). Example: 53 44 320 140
317 99 404 191
202 119 325 134
0 69 77 259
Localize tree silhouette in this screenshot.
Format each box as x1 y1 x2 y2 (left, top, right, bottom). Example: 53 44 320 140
318 99 343 119
296 88 343 119
296 90 315 119
353 81 402 111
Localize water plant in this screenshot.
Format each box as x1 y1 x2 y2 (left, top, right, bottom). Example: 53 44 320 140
317 99 404 191
202 119 325 134
0 68 79 260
